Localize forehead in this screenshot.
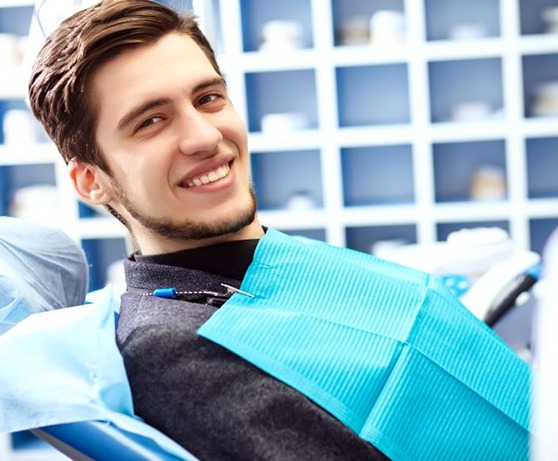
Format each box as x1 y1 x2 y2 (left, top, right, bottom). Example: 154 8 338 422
91 33 218 124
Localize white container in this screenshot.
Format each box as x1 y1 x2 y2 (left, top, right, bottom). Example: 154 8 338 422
261 112 309 133
451 101 492 121
2 109 40 145
449 23 488 40
0 33 19 67
469 165 507 201
338 16 370 46
260 20 304 51
370 10 406 44
542 6 558 33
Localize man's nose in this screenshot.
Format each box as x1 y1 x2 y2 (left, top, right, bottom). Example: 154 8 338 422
177 109 223 158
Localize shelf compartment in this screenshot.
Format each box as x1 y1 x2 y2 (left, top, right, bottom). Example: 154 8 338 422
428 58 503 123
526 136 558 198
424 0 500 41
1 102 46 144
332 0 405 47
522 53 558 119
519 0 558 36
341 144 414 206
251 149 323 211
433 139 507 203
345 224 417 256
240 0 313 52
336 63 410 127
530 217 558 254
245 69 318 133
0 2 31 34
81 237 127 292
0 163 57 217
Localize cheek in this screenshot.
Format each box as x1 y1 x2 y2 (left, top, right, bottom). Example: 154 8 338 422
227 127 248 159
220 110 248 146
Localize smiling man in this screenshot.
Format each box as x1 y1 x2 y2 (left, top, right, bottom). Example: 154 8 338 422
27 1 531 460
28 1 385 459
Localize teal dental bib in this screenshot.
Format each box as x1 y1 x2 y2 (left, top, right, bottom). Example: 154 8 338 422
198 229 530 460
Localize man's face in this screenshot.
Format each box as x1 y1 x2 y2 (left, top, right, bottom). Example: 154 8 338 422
90 33 260 254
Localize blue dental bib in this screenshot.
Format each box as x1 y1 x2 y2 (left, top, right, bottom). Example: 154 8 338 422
198 229 530 460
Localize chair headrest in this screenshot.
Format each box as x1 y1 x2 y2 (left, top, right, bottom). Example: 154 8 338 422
0 217 88 333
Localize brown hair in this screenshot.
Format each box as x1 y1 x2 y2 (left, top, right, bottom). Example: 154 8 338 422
28 0 221 173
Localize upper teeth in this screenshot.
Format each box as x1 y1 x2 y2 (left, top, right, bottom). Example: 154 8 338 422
186 164 230 188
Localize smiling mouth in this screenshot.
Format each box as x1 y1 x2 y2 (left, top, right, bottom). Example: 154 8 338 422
185 162 231 188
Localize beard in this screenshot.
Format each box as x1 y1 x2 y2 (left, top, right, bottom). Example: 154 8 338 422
110 178 258 243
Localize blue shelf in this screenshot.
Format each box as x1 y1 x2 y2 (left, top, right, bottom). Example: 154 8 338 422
337 64 410 127
342 144 415 206
346 224 417 255
251 149 323 211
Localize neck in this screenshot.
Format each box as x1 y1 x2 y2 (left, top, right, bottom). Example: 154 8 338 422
134 219 265 256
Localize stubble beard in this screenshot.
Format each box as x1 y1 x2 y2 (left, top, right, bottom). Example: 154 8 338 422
111 179 258 243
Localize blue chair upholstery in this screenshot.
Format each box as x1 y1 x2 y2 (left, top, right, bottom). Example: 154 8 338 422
32 421 189 461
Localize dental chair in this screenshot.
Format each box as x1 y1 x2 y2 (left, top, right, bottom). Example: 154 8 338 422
0 219 539 461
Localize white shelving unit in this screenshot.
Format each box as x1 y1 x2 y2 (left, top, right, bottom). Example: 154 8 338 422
1 0 558 458
213 0 558 256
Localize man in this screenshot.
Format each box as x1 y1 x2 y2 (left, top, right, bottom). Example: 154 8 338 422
28 1 530 460
28 2 382 459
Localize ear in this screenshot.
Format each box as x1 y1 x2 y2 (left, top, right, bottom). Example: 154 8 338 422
68 159 114 205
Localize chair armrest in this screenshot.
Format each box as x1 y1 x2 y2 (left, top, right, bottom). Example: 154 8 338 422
31 420 189 461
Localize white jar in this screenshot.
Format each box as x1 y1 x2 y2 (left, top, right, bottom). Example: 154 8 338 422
370 10 406 44
2 109 40 145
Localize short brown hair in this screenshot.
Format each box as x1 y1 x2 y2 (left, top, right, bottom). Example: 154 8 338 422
28 0 221 172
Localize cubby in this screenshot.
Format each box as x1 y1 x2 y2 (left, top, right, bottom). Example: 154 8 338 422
432 140 507 202
251 149 323 211
346 224 417 256
3 0 558 457
240 0 313 51
519 0 558 35
341 144 414 206
530 217 558 254
428 58 504 123
336 64 410 126
331 0 405 46
245 69 318 132
526 136 558 198
522 53 558 118
424 0 501 41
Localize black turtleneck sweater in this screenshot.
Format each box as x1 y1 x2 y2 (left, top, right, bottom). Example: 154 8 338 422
117 238 389 461
134 239 260 282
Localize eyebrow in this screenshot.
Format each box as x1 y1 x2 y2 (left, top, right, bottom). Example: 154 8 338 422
117 76 227 131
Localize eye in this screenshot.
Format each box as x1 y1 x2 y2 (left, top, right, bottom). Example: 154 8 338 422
136 115 164 132
197 92 223 106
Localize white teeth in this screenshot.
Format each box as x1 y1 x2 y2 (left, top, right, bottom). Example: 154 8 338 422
186 164 230 188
